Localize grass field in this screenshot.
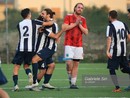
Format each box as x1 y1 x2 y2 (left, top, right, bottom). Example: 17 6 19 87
1 63 130 98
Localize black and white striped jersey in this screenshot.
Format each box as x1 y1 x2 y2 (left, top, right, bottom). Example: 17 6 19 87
36 22 58 52
106 20 130 56
17 19 43 52
36 32 46 52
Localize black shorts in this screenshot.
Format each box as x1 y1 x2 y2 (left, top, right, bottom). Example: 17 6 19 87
38 58 53 69
37 48 55 61
12 51 35 65
107 56 129 70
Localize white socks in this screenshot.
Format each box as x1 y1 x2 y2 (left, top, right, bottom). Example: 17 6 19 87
71 77 77 85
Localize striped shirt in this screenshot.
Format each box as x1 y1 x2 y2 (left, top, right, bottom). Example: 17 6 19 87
17 19 42 52
36 22 58 52
106 20 130 56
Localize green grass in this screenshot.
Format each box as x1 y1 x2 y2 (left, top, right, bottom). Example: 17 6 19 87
1 63 130 98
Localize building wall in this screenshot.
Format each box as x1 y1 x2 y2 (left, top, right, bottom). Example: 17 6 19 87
15 0 128 17
0 0 129 21
86 0 127 12
0 4 5 21
0 3 13 21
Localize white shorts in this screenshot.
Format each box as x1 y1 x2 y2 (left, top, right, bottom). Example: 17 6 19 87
64 45 84 60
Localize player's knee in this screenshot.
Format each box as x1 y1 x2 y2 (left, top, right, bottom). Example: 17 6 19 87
66 60 72 66
32 57 37 63
66 62 73 71
66 66 72 72
13 65 20 74
23 64 29 69
48 63 55 69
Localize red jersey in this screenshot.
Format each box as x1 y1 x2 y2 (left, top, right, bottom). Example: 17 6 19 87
64 14 87 47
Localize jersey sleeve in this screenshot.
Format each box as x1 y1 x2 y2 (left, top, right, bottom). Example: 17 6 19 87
82 18 87 29
34 19 43 25
63 15 70 25
43 28 51 36
17 24 20 33
54 23 58 34
123 23 130 34
106 26 111 37
106 24 113 37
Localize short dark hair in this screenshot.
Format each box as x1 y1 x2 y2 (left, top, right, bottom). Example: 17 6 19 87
73 3 84 12
109 10 118 19
21 8 30 19
128 8 130 13
44 8 55 18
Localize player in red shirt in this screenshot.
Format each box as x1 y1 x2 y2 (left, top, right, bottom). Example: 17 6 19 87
63 3 88 89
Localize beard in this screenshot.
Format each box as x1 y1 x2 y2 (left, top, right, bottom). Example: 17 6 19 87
75 11 81 15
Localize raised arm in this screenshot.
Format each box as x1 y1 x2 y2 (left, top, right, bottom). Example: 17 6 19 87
62 22 79 31
79 23 88 35
43 24 67 39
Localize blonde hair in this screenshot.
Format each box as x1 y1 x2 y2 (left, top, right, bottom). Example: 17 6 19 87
73 3 84 12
